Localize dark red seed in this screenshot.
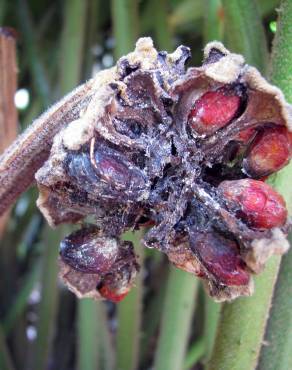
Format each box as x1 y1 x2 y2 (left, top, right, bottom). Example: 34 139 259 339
94 151 146 190
190 232 249 286
60 228 119 274
219 179 288 229
243 127 292 177
188 89 240 135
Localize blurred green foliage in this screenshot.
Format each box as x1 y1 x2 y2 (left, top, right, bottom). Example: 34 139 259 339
1 1 291 370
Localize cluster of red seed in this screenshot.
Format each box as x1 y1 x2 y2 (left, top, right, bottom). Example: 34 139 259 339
186 88 290 287
189 88 290 228
189 88 292 178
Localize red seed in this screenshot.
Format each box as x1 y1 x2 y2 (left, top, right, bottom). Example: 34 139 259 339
219 179 288 229
98 285 129 303
188 89 240 135
191 232 249 286
244 127 292 177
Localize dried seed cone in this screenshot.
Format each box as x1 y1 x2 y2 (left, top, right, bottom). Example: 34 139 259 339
35 38 292 302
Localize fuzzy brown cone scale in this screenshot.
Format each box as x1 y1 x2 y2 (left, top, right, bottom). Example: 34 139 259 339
5 38 292 302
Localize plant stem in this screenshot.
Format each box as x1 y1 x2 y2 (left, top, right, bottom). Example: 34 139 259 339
60 0 88 95
257 0 280 16
207 256 281 370
203 0 223 44
2 261 40 335
139 262 168 365
221 0 268 73
0 1 6 24
184 338 205 370
0 324 15 370
77 301 115 370
78 299 100 370
32 228 60 370
169 0 204 30
83 0 101 80
203 293 221 361
16 0 51 107
153 0 173 51
257 237 292 370
96 303 115 370
153 267 199 370
116 231 144 370
0 27 18 236
268 0 292 100
257 1 292 368
111 0 139 59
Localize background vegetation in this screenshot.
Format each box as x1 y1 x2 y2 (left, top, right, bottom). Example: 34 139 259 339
0 1 291 370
